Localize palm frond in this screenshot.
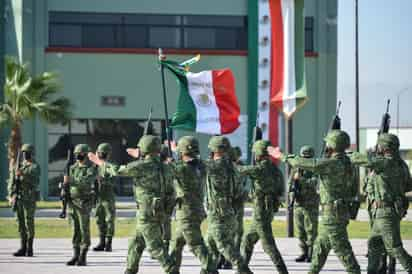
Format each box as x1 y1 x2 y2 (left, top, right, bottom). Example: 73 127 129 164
37 97 72 125
0 104 12 128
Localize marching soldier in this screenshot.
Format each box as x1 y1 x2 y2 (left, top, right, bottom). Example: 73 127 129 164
351 133 412 273
8 144 40 257
289 145 320 263
269 130 361 274
64 144 97 266
205 136 253 274
93 143 118 252
239 140 288 274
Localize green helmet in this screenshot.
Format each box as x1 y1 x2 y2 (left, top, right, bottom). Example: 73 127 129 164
324 130 350 152
177 136 199 156
97 143 112 154
74 144 90 154
208 136 231 153
138 135 161 154
252 140 271 157
378 133 399 152
300 145 314 158
21 144 34 152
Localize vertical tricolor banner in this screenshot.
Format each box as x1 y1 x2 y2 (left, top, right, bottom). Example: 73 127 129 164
250 0 307 148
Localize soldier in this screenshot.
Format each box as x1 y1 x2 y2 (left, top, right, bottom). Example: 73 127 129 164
268 130 361 274
93 143 118 252
205 136 253 274
169 136 217 274
289 145 319 263
8 144 40 257
90 135 178 274
64 144 97 266
351 133 412 273
238 140 288 274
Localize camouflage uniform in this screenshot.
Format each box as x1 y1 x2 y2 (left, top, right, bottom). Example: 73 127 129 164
289 146 319 262
66 144 97 266
205 136 253 274
351 133 412 273
281 130 361 274
169 136 217 274
93 143 118 252
239 140 288 274
8 144 40 257
116 135 177 274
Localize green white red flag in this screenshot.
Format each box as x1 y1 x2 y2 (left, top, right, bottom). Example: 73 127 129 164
161 59 240 135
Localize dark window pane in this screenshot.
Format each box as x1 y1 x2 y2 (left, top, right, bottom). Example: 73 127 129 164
49 24 82 47
146 15 181 25
183 15 245 27
122 25 148 47
184 28 215 49
305 17 314 52
50 12 122 24
238 29 248 50
82 25 117 47
149 27 180 48
215 29 238 49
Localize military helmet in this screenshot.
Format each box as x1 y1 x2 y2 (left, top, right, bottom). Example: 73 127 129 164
21 144 34 152
138 135 161 154
74 144 90 154
208 136 231 153
97 143 112 154
177 136 199 156
324 130 350 152
377 133 399 152
252 140 271 157
300 145 315 158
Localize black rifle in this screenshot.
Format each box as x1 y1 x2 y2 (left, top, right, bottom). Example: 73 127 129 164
144 106 154 135
250 113 263 165
288 169 302 210
378 99 391 135
321 101 342 156
59 149 74 219
11 150 22 211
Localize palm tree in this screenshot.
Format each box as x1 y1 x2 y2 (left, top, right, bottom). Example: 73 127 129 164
0 56 71 169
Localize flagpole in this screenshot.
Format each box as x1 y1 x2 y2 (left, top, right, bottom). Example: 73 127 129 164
285 117 294 237
355 0 360 152
158 48 172 157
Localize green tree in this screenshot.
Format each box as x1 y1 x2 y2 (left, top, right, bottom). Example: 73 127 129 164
0 56 71 169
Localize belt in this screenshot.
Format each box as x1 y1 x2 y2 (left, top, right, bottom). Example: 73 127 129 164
372 200 393 209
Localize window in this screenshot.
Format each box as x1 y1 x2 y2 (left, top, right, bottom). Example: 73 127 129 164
305 17 315 52
48 12 248 50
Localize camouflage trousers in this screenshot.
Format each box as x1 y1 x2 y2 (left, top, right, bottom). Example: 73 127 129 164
294 205 319 253
170 216 216 272
241 207 288 274
95 198 116 237
367 208 412 273
126 219 177 274
309 219 361 274
206 214 251 273
15 198 36 241
69 198 92 251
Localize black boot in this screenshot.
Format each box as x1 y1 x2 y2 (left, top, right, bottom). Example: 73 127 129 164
13 239 27 257
26 238 34 257
76 248 88 266
93 236 105 251
296 245 308 262
305 246 313 263
387 257 396 274
216 255 224 269
222 258 232 269
105 237 112 252
66 248 80 265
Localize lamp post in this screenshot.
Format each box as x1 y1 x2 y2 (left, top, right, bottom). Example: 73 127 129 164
396 87 411 135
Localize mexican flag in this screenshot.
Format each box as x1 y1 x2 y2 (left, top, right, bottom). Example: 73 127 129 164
269 0 307 118
161 59 240 135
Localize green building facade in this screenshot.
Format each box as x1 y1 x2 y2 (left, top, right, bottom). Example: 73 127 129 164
0 0 338 200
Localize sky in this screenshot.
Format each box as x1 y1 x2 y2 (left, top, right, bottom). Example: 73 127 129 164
337 0 412 138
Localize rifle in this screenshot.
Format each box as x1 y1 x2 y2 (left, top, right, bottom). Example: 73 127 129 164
59 148 74 219
11 150 22 211
288 169 302 210
321 101 342 156
144 106 154 135
250 113 263 165
378 99 390 136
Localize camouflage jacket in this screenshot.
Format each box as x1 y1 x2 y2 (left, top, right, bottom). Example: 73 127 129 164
205 157 242 218
8 160 40 200
288 168 319 207
351 152 412 203
116 155 171 222
69 161 98 200
283 153 357 205
96 161 119 200
171 158 206 221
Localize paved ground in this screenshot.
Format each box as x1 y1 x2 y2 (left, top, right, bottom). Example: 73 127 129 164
1 206 411 221
0 238 410 274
